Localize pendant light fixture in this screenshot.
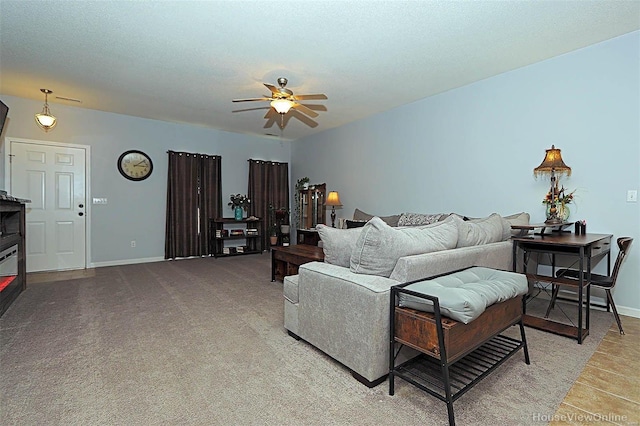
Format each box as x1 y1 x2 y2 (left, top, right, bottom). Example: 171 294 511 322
35 89 57 132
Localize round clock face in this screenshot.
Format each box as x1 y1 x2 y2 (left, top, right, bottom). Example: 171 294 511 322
117 150 153 181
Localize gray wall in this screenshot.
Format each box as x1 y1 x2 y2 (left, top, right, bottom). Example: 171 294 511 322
291 32 640 315
1 96 290 265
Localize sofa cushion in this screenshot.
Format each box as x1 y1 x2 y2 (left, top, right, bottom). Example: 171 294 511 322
350 216 458 277
453 213 505 247
397 212 445 226
353 208 400 227
503 212 531 237
283 274 299 304
398 266 528 323
316 225 363 267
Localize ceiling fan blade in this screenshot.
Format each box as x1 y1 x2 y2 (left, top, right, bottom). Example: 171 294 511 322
232 97 271 103
264 83 279 94
301 103 327 112
293 94 327 101
264 108 278 119
290 109 318 128
232 106 271 113
263 116 277 128
292 103 319 118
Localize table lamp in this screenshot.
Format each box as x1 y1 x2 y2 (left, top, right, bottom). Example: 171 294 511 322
325 191 342 228
533 145 571 224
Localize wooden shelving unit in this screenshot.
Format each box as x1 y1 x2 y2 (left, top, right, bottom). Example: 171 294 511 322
209 217 263 258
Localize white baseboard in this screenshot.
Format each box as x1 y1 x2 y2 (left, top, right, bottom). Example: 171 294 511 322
617 305 640 319
90 256 166 268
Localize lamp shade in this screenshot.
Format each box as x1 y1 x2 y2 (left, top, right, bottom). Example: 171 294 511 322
270 99 293 114
35 89 57 132
326 191 342 206
533 145 571 177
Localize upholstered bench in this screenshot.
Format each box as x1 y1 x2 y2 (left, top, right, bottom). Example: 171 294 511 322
389 266 530 426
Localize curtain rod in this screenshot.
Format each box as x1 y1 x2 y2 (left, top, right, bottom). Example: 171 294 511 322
167 150 219 158
248 159 288 165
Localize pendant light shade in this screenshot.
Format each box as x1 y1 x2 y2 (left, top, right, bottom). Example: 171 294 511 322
35 89 57 132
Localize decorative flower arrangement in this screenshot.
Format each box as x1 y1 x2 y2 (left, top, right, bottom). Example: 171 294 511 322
542 186 575 206
228 194 250 211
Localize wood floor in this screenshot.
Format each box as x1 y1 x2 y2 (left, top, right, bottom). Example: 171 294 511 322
552 315 640 425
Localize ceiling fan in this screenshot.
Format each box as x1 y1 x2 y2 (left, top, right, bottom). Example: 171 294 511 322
232 77 327 129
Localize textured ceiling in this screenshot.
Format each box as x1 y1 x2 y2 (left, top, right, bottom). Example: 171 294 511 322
1 1 638 141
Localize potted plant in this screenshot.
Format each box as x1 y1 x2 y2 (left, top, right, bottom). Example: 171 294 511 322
269 224 279 246
228 194 250 220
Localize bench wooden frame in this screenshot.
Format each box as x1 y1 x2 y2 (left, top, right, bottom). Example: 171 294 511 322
389 268 530 426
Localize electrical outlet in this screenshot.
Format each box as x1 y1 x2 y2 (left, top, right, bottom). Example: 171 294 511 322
92 197 108 204
130 240 136 248
627 190 638 203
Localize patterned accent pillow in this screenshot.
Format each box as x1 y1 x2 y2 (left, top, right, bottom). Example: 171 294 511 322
398 212 445 226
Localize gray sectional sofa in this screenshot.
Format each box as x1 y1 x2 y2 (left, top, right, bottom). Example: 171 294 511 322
283 211 531 386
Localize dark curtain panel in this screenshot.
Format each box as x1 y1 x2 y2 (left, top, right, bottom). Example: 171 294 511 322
248 159 289 250
165 151 221 259
199 154 222 255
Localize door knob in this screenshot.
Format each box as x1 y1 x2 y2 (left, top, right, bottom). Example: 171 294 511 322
78 212 84 216
79 203 84 208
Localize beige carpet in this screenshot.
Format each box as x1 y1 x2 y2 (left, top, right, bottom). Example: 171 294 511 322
0 255 613 425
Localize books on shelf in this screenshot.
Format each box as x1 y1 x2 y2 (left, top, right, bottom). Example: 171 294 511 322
230 229 244 236
246 228 258 236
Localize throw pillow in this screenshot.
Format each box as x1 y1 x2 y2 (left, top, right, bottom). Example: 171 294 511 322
503 212 531 237
398 212 446 226
346 219 368 229
316 225 364 267
350 216 458 277
453 213 505 247
353 208 400 227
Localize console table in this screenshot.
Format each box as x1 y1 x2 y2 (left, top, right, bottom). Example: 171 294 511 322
512 233 612 344
271 245 324 282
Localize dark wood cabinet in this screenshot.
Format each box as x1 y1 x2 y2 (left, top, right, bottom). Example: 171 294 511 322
0 200 26 317
210 218 263 258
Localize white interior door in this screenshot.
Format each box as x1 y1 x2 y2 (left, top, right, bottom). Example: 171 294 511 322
9 140 87 272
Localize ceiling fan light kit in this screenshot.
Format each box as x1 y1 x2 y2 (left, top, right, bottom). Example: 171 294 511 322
35 88 57 132
233 77 327 129
271 98 294 114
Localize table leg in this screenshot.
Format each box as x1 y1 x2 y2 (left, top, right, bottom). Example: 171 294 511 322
271 251 276 282
577 247 584 344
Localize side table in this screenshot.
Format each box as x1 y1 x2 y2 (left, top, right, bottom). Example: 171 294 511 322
271 245 324 282
511 232 612 344
296 228 321 246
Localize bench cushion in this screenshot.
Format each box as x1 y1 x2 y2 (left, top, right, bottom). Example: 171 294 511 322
398 267 527 324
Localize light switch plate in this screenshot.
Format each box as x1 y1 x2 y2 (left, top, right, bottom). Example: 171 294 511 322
627 190 638 203
92 197 108 204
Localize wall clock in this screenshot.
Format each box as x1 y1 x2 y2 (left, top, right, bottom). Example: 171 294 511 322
117 150 153 181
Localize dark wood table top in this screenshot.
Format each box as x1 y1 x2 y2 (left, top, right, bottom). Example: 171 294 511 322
512 233 612 246
271 244 324 259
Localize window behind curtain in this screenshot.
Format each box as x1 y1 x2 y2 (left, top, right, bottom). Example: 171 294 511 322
165 151 221 259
